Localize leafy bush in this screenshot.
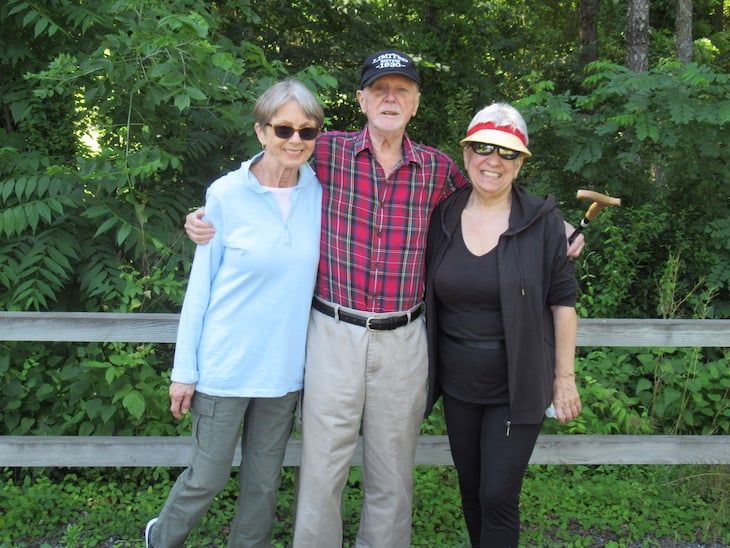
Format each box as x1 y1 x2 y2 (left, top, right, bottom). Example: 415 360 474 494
1 465 727 547
555 346 730 436
0 341 184 437
519 61 730 319
635 347 730 434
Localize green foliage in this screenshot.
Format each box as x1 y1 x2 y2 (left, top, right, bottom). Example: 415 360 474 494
420 399 447 436
2 2 728 319
519 61 730 318
542 360 653 436
704 217 730 314
0 1 338 443
0 3 728 546
522 464 729 546
543 269 728 438
412 466 469 546
1 465 727 546
572 205 668 319
0 341 184 437
0 0 336 314
634 347 730 435
551 345 730 437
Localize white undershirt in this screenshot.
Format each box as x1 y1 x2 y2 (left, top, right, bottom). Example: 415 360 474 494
268 186 294 221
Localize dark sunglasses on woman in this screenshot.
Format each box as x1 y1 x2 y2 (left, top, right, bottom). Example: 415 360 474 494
470 142 520 160
266 124 320 141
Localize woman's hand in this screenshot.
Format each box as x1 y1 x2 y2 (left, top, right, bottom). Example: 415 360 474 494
552 373 582 423
169 381 196 419
551 305 581 423
563 221 585 258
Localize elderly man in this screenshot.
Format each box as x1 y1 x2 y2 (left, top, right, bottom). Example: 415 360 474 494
185 50 583 547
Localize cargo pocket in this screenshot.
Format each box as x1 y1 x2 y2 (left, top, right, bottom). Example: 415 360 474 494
191 392 216 451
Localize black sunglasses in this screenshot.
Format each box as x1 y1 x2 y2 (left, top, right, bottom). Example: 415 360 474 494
470 142 521 160
266 123 320 141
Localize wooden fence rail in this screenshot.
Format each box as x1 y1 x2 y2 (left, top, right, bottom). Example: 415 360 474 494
1 312 729 467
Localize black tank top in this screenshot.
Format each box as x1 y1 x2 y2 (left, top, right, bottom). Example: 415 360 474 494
433 221 508 403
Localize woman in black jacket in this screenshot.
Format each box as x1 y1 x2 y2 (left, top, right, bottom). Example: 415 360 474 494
424 103 582 548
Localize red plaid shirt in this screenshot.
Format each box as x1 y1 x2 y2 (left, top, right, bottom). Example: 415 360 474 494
311 126 469 313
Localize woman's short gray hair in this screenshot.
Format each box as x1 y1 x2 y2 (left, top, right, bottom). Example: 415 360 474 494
253 79 325 128
469 102 529 145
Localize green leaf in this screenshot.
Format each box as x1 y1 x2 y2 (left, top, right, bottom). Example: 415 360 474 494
185 86 206 101
24 203 40 232
13 176 26 200
21 8 37 28
37 175 50 197
94 216 118 237
46 246 73 270
47 198 64 214
105 366 117 385
12 206 27 234
18 417 36 434
83 205 112 219
635 378 652 393
36 201 52 223
116 222 132 246
24 175 38 198
211 52 232 70
86 398 103 419
33 16 49 37
36 383 55 398
2 179 15 201
636 115 659 142
101 405 117 423
174 94 191 111
123 390 146 421
8 1 30 17
662 387 681 406
159 69 185 88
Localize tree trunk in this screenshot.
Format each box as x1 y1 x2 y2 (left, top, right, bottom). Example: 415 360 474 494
676 0 694 63
626 0 650 72
710 0 724 34
580 0 600 66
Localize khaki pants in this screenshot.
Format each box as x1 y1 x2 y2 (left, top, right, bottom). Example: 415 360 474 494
293 303 428 548
150 391 298 548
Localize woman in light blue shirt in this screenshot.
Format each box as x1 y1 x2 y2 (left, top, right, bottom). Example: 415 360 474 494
145 79 323 548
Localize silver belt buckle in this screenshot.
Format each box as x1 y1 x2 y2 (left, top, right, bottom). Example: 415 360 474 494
366 316 376 331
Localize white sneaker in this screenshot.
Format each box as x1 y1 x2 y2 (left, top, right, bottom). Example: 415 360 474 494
145 517 158 548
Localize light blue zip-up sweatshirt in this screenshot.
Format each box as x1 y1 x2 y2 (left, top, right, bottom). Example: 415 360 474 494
172 153 322 397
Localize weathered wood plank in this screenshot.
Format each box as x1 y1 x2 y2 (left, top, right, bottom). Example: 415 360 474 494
575 318 730 347
529 435 730 465
1 314 728 469
2 313 729 347
1 435 728 467
0 312 180 343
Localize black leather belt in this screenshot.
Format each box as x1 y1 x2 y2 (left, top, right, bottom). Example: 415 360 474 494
312 298 423 331
440 332 506 351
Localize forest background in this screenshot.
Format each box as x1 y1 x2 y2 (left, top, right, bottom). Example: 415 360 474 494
0 0 728 546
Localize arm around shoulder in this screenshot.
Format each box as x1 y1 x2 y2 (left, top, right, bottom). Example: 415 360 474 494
185 207 215 244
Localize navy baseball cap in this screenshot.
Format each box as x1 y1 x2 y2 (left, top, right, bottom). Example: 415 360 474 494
360 50 420 89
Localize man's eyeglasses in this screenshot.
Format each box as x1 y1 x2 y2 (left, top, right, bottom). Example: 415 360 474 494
470 142 520 160
266 124 320 141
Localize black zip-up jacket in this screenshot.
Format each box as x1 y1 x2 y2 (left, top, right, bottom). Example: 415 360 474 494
424 185 578 423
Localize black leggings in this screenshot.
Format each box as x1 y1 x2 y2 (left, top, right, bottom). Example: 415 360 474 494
443 394 542 548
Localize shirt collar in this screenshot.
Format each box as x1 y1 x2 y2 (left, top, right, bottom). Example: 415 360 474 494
356 125 423 167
